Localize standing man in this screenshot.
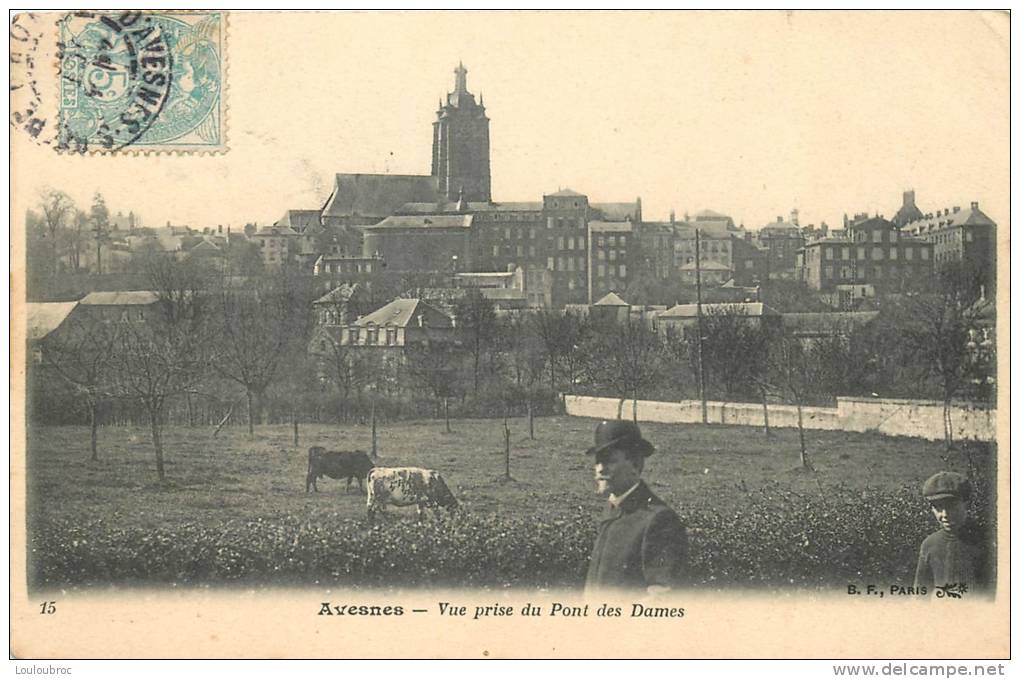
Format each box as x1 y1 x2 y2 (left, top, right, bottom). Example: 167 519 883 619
914 471 991 595
584 420 688 593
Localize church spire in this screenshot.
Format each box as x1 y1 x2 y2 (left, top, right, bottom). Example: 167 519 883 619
454 61 468 94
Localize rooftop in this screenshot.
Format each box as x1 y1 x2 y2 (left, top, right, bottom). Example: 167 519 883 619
27 302 78 341
355 298 453 328
659 302 777 318
79 291 159 306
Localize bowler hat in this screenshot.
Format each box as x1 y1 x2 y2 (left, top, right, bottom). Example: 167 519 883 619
585 420 654 457
922 471 971 501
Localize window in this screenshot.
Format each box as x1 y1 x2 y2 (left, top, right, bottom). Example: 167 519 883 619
567 258 574 272
350 329 360 344
547 217 554 229
609 250 617 261
619 264 627 278
620 235 627 247
609 236 616 247
842 247 850 259
387 328 397 345
579 258 586 271
873 267 882 279
558 257 566 270
857 246 866 259
824 265 833 279
598 237 605 247
516 245 523 257
568 279 575 290
529 227 536 239
567 237 574 250
529 245 535 258
889 248 898 260
597 250 605 260
921 248 929 260
905 247 913 261
746 260 754 269
598 264 606 277
890 230 898 244
825 248 834 260
966 231 974 242
547 257 555 269
873 248 883 260
557 236 564 250
367 328 378 345
577 217 585 229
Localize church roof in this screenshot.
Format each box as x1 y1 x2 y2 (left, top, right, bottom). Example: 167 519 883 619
321 174 441 220
547 188 584 197
365 214 474 230
397 201 542 214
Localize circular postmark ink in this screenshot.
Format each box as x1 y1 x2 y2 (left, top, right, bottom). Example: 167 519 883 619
10 12 54 144
56 11 174 152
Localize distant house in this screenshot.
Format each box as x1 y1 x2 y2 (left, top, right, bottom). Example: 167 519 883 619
657 301 780 338
77 291 160 323
591 291 630 324
678 259 731 286
310 297 456 370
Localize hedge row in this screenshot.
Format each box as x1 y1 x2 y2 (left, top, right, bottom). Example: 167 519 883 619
28 484 988 591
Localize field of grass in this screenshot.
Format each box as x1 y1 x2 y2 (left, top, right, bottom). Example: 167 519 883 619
24 416 996 590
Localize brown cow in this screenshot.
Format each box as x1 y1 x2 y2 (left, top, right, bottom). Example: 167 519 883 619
306 446 375 493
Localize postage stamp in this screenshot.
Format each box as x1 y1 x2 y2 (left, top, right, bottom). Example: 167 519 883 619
55 11 225 153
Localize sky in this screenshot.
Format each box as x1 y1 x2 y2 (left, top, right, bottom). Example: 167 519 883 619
14 11 1010 233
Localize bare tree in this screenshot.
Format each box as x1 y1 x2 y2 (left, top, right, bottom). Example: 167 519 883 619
107 256 213 481
453 289 498 395
582 318 663 421
211 271 313 437
403 338 463 432
698 305 772 401
896 264 982 449
533 309 589 394
766 329 820 470
41 314 120 461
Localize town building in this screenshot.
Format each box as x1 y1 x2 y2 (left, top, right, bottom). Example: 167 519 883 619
797 216 932 302
900 198 996 295
588 220 633 303
757 214 804 279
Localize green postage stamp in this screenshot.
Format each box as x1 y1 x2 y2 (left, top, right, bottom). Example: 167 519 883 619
56 11 225 153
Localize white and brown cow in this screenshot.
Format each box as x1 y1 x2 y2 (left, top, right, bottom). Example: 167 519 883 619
366 467 459 519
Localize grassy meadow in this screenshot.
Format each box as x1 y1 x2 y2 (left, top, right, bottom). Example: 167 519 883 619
24 417 996 590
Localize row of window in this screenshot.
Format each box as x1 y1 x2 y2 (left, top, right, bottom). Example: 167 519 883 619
850 229 900 244
345 327 400 345
595 264 627 278
547 217 586 230
595 235 627 247
820 264 912 280
821 246 929 261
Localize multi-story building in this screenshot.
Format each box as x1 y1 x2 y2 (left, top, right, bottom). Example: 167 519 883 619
797 216 932 299
757 214 804 279
900 199 996 295
588 220 634 303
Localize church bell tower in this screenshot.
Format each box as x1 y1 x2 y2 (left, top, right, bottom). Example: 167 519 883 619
431 62 491 203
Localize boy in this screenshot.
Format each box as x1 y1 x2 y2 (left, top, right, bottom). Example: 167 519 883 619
913 471 989 594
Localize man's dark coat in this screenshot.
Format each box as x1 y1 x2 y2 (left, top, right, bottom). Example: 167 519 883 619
585 481 688 591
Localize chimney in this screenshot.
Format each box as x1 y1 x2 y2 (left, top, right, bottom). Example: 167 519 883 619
777 215 783 223
903 190 916 207
669 209 675 225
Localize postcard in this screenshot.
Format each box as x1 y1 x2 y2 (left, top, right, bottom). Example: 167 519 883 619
10 10 1009 659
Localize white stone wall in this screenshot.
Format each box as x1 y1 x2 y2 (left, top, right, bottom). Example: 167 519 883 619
564 395 995 442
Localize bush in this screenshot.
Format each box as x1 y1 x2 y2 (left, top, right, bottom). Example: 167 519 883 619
27 483 993 591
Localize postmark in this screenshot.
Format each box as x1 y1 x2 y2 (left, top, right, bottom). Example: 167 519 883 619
55 11 225 154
